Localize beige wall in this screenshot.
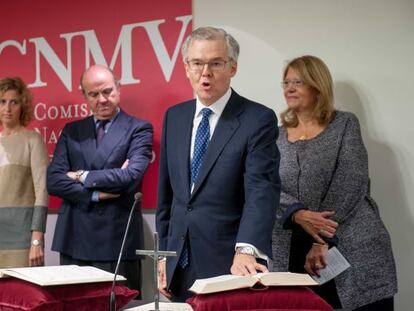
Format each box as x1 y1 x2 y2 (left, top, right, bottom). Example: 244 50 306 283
193 0 414 310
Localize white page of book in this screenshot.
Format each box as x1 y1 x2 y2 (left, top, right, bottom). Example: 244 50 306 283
1 265 125 285
194 274 245 282
257 272 318 286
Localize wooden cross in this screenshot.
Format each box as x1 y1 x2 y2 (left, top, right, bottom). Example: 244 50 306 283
136 232 176 311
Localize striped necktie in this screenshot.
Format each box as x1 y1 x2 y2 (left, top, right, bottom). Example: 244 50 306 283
96 119 109 146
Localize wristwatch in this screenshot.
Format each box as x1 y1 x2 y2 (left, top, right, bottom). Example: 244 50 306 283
31 239 43 247
75 170 85 182
235 246 256 256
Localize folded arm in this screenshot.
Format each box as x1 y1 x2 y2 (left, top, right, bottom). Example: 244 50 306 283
82 122 153 193
47 126 93 210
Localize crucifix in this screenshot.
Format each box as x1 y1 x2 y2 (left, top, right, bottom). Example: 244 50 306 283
136 232 176 311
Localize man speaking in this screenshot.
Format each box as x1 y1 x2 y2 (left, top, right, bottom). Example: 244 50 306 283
156 27 280 302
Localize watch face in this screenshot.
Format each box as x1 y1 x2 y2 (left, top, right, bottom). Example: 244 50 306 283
32 240 41 246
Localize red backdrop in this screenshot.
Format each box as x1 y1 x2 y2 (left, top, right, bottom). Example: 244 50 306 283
0 0 193 209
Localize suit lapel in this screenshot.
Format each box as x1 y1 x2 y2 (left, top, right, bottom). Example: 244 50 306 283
191 91 244 197
177 102 196 198
79 117 98 169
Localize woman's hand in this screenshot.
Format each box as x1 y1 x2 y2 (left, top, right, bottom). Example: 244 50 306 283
304 243 328 276
293 210 338 244
29 231 44 267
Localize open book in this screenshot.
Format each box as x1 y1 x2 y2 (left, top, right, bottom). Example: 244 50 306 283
0 265 126 286
189 247 350 295
189 272 318 294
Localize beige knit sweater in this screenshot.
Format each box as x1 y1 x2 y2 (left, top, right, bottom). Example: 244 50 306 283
0 129 48 268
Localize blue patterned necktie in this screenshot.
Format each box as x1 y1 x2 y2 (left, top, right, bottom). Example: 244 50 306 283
178 108 212 269
190 108 213 186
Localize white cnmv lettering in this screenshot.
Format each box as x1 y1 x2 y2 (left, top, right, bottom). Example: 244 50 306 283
34 102 90 121
0 15 192 91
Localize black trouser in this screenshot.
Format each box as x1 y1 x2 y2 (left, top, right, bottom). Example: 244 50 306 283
60 253 142 299
169 261 198 302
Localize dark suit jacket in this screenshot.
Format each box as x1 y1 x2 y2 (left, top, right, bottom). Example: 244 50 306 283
156 90 280 286
47 109 153 261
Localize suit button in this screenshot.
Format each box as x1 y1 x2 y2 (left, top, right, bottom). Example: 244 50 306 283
187 205 193 212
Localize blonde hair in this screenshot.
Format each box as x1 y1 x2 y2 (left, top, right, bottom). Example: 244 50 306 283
0 77 33 126
280 55 334 127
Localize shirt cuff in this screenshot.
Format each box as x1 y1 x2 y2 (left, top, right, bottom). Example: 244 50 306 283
79 171 89 184
235 243 269 262
91 190 100 202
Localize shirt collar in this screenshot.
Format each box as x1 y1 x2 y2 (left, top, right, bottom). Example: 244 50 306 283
195 88 232 117
93 107 120 126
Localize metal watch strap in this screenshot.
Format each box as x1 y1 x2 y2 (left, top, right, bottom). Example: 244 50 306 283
236 246 256 256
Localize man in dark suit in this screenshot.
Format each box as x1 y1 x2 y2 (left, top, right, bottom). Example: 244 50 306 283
47 65 153 293
156 27 280 302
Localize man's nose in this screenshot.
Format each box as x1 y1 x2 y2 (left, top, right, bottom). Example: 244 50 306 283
97 92 107 102
201 63 212 76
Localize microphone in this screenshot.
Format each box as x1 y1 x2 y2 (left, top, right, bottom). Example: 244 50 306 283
110 192 142 311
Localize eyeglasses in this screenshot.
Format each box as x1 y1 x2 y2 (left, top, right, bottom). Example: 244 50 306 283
187 59 231 72
86 87 114 101
281 79 305 89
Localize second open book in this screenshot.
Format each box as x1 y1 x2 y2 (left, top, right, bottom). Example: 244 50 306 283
0 265 125 286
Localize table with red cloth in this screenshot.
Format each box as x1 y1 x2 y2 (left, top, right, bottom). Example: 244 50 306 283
0 277 138 311
187 286 333 311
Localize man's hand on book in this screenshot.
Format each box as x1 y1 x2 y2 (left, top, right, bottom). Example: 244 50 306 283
230 254 268 276
158 260 172 299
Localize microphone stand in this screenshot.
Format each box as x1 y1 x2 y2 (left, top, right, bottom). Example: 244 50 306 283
109 192 142 311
